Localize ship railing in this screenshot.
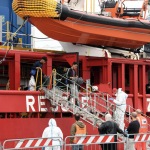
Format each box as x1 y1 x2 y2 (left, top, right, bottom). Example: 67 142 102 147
3 133 150 150
35 67 43 90
64 133 150 150
64 134 125 150
52 70 113 114
54 70 128 120
44 86 104 126
88 84 150 130
3 137 63 150
1 20 33 50
46 70 130 127
53 70 150 130
55 70 124 112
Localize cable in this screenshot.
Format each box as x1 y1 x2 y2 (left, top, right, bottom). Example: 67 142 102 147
2 22 7 26
0 18 28 64
10 23 50 39
0 41 11 64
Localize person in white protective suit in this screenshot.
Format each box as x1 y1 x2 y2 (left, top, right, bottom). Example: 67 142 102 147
42 118 63 150
113 88 128 131
28 75 36 91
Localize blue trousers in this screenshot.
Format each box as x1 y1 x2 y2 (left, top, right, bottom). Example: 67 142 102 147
72 145 83 150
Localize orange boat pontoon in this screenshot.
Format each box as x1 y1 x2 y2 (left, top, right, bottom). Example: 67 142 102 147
12 0 150 50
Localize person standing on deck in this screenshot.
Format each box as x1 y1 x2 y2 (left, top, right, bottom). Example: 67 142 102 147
42 118 63 150
31 56 49 90
135 109 148 150
112 88 128 131
67 62 79 106
125 112 140 150
98 114 126 150
70 113 86 150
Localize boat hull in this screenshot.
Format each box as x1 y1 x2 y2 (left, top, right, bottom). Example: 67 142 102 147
29 16 150 49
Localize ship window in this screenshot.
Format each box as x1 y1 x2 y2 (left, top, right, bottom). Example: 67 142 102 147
112 63 118 89
125 64 130 94
0 65 9 90
20 62 32 90
90 67 101 85
138 65 142 94
146 65 150 94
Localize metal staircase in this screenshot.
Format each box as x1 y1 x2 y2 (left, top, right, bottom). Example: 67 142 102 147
41 69 150 134
41 70 116 127
43 86 107 127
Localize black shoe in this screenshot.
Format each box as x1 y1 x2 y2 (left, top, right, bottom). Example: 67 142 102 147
67 95 71 101
75 100 79 107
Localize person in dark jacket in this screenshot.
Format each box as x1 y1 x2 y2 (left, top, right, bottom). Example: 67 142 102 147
125 112 140 150
98 114 126 150
31 56 49 90
67 62 79 106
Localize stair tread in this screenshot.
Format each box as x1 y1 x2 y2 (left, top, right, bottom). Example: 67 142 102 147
42 87 105 127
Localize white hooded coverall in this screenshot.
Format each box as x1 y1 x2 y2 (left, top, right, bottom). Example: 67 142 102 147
113 88 128 131
42 118 63 150
28 76 36 91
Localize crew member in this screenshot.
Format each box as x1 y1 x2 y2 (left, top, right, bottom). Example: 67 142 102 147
135 109 148 150
42 118 63 150
113 88 128 131
98 114 126 150
125 112 140 150
70 113 86 150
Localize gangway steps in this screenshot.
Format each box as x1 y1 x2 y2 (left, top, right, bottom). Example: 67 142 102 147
42 87 103 127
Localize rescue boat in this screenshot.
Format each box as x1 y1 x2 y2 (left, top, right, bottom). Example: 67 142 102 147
12 0 150 50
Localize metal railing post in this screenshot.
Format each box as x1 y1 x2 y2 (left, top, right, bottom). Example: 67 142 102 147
67 84 69 98
86 79 89 104
35 68 43 90
6 21 10 50
94 93 96 113
52 69 57 105
73 80 76 113
35 69 39 90
128 105 131 123
106 94 109 112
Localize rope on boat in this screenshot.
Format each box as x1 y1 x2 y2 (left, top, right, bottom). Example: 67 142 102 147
12 0 60 18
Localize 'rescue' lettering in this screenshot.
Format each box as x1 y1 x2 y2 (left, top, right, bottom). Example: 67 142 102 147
26 96 35 112
26 95 47 112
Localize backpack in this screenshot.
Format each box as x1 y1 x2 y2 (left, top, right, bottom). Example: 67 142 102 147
75 77 84 85
64 68 84 85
